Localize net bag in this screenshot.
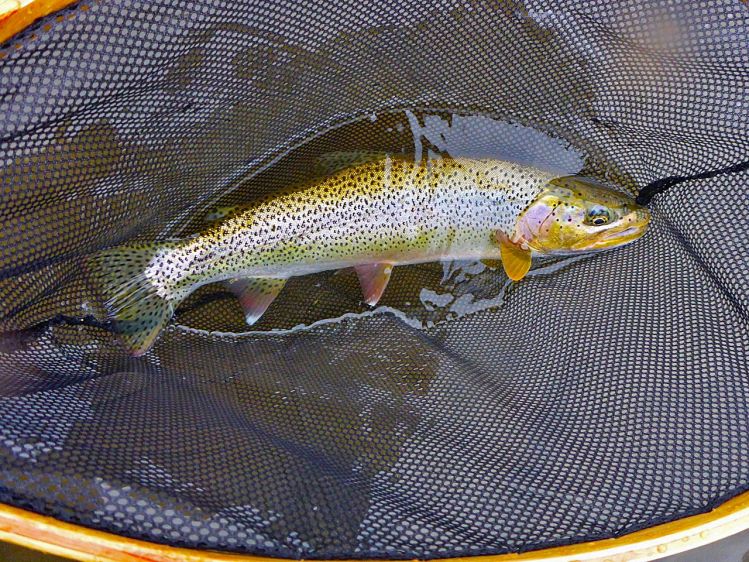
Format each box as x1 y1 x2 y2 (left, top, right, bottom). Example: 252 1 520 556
0 0 748 560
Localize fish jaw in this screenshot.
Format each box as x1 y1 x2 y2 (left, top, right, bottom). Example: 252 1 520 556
571 206 650 251
515 178 651 256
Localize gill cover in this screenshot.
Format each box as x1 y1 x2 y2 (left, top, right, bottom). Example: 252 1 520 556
511 176 650 269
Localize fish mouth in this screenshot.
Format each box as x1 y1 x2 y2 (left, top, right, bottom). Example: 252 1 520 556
588 208 650 250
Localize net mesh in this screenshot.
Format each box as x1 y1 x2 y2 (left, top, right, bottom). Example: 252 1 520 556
1 0 748 558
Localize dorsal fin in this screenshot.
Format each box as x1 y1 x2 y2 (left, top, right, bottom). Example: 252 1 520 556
203 205 241 224
315 151 391 176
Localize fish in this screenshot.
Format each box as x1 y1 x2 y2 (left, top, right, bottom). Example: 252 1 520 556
88 156 650 356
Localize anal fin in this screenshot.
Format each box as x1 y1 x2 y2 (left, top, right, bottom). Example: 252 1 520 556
355 263 394 306
224 277 286 326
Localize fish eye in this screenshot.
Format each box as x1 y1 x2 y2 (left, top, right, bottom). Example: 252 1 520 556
585 206 612 227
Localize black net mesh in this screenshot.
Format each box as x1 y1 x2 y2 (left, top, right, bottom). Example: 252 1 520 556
1 0 748 558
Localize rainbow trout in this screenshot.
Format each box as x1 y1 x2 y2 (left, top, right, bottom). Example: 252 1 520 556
90 156 650 355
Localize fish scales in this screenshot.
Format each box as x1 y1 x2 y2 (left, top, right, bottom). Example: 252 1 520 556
88 155 649 355
149 157 551 298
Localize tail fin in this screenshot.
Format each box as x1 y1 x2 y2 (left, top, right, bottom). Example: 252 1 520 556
87 244 176 356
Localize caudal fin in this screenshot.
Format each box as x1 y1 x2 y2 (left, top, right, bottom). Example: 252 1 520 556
87 244 175 356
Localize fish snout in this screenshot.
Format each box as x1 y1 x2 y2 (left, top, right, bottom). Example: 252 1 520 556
624 204 651 233
599 204 651 245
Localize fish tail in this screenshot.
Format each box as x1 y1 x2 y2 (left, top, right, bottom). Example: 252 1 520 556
87 242 181 356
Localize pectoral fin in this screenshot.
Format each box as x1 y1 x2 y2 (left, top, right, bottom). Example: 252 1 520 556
495 232 532 281
224 277 286 326
355 263 394 306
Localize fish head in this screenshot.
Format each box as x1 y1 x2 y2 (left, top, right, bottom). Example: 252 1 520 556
515 176 650 256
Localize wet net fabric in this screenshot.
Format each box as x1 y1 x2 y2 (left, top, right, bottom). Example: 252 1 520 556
1 0 749 558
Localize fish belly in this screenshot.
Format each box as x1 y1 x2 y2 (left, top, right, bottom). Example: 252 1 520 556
170 157 544 290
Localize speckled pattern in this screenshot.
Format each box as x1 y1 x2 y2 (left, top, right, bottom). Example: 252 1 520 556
91 157 645 355
91 157 555 354
156 158 549 284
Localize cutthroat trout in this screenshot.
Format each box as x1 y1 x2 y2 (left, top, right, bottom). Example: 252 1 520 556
89 156 650 355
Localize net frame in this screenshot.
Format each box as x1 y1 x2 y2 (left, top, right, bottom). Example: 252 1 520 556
1 1 749 561
2 493 749 561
